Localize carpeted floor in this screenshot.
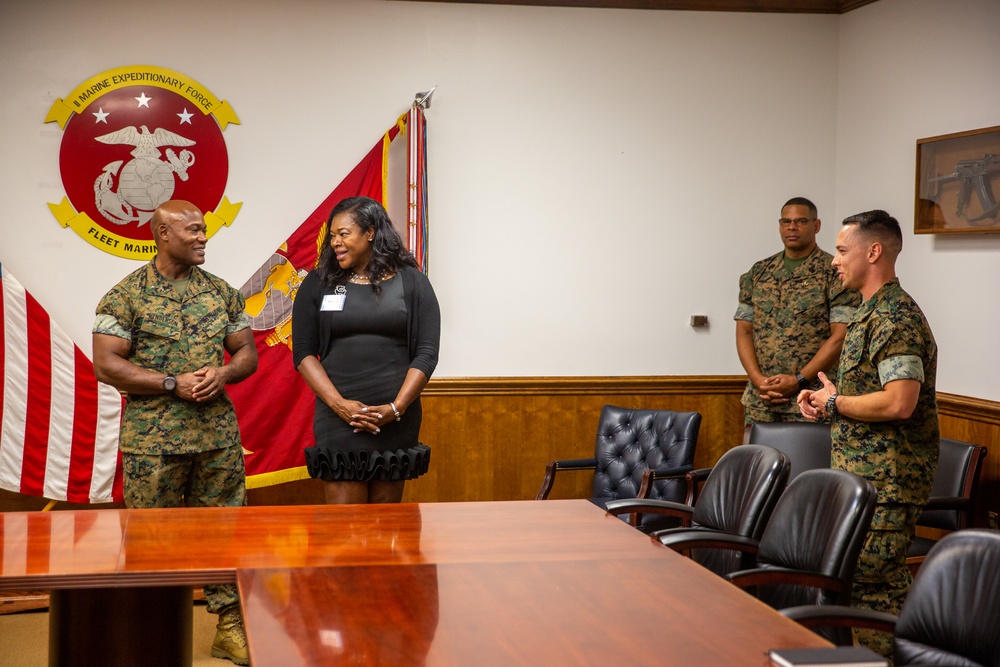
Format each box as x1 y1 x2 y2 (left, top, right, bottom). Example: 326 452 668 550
0 604 235 667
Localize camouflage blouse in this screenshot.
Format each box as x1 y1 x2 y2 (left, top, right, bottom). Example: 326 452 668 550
832 278 939 525
735 247 860 417
94 260 250 455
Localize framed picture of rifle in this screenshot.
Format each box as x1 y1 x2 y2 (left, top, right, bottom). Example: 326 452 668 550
915 125 1000 234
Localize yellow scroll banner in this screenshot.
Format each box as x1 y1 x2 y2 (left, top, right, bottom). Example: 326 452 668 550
48 197 242 261
44 64 240 130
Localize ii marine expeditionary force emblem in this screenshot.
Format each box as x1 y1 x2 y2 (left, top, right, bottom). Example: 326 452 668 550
45 65 241 260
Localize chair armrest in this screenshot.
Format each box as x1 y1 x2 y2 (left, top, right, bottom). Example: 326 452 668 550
605 498 694 528
922 496 970 512
726 567 847 594
684 467 713 505
655 529 760 557
546 457 599 469
781 604 898 635
637 464 694 499
535 458 597 500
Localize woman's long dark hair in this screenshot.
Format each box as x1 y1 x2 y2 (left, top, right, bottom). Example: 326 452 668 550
316 196 418 296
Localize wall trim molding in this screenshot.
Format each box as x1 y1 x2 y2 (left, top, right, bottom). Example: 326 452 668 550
426 376 1000 426
425 375 748 396
938 392 1000 427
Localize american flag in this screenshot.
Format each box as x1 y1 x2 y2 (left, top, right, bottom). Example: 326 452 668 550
0 263 123 503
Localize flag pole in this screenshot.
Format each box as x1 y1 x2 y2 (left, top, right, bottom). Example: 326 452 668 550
408 86 435 273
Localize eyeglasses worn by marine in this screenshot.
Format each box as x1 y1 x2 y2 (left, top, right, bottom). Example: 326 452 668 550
778 217 816 227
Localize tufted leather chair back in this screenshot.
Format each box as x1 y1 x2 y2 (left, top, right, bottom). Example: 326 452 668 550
591 405 700 505
746 421 832 481
753 469 876 613
894 529 1000 666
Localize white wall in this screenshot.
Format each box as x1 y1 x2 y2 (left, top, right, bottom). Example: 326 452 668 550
835 0 1000 401
0 0 995 400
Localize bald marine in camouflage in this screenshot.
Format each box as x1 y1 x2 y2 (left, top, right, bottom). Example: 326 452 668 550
735 197 860 425
92 200 258 665
798 209 938 662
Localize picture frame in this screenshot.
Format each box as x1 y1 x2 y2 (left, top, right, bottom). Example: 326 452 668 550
915 125 1000 234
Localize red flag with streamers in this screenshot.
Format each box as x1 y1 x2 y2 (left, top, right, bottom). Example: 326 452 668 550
230 125 402 488
0 263 124 503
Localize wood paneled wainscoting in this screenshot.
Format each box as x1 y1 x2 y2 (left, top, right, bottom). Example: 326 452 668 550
404 375 748 503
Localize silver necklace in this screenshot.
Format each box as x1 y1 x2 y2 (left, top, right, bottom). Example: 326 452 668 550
349 271 392 284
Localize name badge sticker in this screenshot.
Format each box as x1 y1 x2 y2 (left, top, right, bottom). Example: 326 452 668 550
321 286 347 312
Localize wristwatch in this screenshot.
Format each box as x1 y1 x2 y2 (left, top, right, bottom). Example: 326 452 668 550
825 393 839 418
163 375 177 394
796 373 810 391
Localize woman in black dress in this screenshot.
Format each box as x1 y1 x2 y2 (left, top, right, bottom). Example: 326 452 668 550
291 196 440 504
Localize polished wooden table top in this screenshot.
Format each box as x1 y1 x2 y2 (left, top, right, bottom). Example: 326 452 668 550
2 500 670 588
0 508 128 588
236 514 831 666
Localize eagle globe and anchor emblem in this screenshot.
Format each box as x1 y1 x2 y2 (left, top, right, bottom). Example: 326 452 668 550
45 65 241 260
93 124 196 227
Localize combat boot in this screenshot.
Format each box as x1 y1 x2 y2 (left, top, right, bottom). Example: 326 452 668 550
211 604 249 665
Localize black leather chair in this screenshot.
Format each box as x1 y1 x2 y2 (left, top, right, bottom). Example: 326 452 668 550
606 444 791 575
536 405 701 532
656 468 876 644
906 438 987 573
746 421 832 481
783 529 1000 666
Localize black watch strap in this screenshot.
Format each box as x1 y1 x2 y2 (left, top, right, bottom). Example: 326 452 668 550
796 373 809 391
826 393 839 418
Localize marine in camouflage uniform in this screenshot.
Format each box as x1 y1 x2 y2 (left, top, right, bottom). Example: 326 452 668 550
797 210 938 663
832 277 938 658
735 199 860 426
92 200 257 665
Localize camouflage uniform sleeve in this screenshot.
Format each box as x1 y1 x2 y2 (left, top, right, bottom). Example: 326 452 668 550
223 283 250 336
93 314 130 340
878 355 925 385
868 318 927 386
93 286 133 341
734 269 754 322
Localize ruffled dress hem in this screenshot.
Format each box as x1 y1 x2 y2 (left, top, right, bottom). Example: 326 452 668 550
305 443 431 482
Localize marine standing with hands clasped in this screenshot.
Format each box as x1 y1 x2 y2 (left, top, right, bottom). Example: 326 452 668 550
735 197 860 428
92 200 258 665
292 196 440 505
798 209 939 661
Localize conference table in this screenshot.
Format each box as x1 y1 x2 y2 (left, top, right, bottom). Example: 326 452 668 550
0 499 830 665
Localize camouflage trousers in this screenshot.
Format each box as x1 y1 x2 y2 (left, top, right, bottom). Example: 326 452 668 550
851 504 922 664
122 446 247 614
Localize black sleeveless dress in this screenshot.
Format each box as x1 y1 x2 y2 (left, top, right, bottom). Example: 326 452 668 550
303 275 430 482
